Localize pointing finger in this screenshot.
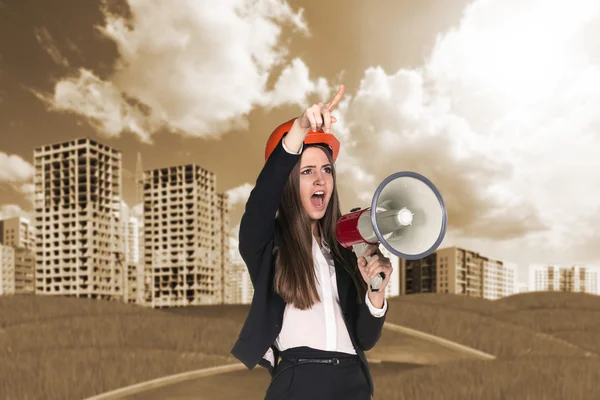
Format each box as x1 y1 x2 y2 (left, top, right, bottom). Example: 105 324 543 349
326 84 345 111
322 107 331 133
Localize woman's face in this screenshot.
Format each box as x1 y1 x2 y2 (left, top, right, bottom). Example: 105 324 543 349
299 147 334 223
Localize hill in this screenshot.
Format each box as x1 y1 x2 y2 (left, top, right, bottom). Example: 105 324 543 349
0 295 241 400
1 291 599 399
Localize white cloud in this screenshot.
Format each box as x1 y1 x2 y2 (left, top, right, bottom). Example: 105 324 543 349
39 0 326 142
228 222 241 261
0 152 34 183
225 182 254 207
0 204 27 220
335 66 545 241
262 58 331 108
34 69 153 143
18 183 35 207
34 26 70 67
334 0 600 264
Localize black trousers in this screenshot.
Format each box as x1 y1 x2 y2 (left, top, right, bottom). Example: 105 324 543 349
264 346 371 400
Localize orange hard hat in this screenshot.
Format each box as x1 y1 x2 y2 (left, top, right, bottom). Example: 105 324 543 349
265 118 340 163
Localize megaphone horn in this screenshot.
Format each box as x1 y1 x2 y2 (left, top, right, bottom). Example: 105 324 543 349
335 171 447 292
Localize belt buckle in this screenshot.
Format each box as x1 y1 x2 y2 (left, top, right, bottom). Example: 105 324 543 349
332 357 339 365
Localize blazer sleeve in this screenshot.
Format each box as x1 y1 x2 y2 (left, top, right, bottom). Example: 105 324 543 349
238 133 302 285
355 298 388 351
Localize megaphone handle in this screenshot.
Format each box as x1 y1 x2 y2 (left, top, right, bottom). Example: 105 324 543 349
352 242 385 293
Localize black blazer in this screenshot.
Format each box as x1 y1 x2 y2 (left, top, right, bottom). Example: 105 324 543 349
230 134 388 397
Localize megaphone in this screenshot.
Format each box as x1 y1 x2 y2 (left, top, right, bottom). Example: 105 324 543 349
335 171 447 292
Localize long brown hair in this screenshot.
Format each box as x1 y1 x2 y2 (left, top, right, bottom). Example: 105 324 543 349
273 143 367 310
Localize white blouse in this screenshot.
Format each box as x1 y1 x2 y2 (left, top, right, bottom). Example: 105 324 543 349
262 231 388 367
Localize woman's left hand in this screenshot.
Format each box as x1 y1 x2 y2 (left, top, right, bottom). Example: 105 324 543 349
357 244 393 291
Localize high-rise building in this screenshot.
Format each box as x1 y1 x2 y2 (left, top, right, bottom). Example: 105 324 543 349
483 259 517 300
141 164 228 308
401 246 516 299
120 201 142 304
504 261 517 297
119 202 140 264
0 244 15 295
516 281 529 293
224 235 253 304
529 264 599 294
401 252 437 295
0 216 36 295
135 152 145 305
13 247 35 295
215 193 230 304
33 138 124 300
0 216 35 249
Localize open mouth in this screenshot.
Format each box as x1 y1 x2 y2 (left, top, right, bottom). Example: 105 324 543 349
311 191 326 209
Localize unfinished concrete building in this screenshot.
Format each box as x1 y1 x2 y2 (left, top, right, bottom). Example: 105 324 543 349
33 138 124 300
0 216 36 295
0 244 15 295
215 192 230 304
0 216 36 250
13 247 35 294
141 164 228 308
119 202 142 304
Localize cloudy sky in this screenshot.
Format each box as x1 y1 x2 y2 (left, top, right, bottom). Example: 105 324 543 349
1 0 600 282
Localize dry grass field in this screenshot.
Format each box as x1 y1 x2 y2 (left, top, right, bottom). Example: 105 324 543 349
373 356 600 399
0 295 241 400
373 291 600 399
0 291 598 399
384 292 598 358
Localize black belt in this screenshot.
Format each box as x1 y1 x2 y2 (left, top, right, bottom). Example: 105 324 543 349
270 355 358 381
282 356 358 366
299 357 354 365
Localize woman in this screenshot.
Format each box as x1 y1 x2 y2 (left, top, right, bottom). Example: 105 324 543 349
230 84 393 400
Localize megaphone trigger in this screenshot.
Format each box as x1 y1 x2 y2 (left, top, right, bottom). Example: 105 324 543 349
352 242 386 292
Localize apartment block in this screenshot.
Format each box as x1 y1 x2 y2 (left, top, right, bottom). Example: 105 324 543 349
529 264 600 294
141 164 228 308
224 238 253 304
516 281 529 293
33 138 124 300
119 202 140 265
0 216 36 295
401 252 437 295
0 244 15 295
123 262 140 304
14 247 35 294
402 246 516 299
0 216 35 249
483 260 517 300
119 202 142 304
215 193 230 304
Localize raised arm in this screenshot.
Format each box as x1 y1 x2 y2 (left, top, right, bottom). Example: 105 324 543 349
238 86 345 284
238 118 305 282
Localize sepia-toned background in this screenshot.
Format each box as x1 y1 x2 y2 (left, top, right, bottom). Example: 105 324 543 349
1 0 600 399
3 0 600 284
